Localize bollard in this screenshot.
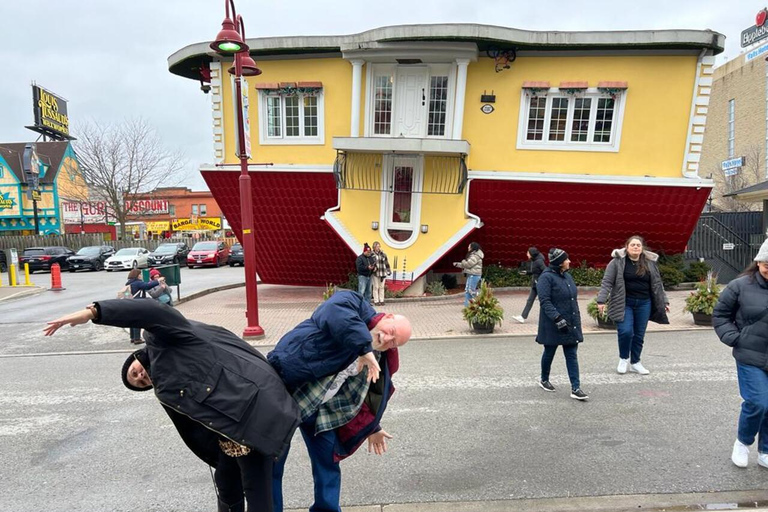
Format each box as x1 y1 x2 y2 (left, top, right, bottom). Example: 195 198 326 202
50 263 66 291
0 270 3 287
10 264 17 287
24 263 31 286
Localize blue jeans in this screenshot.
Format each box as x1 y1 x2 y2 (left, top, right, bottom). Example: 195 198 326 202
465 274 481 306
129 327 141 342
273 414 341 512
541 344 580 391
736 362 768 453
358 275 372 302
616 297 651 363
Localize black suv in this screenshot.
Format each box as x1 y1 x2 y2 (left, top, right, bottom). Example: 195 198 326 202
228 243 244 267
67 245 115 272
19 246 75 272
148 242 190 267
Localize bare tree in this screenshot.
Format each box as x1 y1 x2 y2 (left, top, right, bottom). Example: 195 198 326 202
710 144 765 212
73 119 189 238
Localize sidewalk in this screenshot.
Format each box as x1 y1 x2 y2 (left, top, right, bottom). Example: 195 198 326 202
176 285 710 345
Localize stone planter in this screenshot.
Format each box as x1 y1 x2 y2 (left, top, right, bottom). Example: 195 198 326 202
692 312 713 326
472 321 495 334
597 318 617 330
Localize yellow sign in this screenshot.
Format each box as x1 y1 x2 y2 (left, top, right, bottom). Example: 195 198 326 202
145 221 170 232
172 217 222 231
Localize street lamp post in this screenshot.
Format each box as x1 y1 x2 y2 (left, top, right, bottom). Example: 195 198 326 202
211 0 264 339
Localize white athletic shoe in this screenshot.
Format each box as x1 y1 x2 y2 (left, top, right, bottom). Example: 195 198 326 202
758 453 768 469
732 439 750 468
630 362 650 375
512 315 525 324
617 359 629 374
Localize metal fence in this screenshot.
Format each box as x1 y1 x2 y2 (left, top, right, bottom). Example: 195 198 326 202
685 213 762 282
0 234 240 253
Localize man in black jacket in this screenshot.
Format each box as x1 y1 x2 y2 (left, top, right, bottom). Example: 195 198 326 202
355 243 376 303
45 300 300 512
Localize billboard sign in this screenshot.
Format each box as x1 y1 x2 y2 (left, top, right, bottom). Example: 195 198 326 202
31 85 71 139
125 199 169 215
62 201 115 224
742 8 768 47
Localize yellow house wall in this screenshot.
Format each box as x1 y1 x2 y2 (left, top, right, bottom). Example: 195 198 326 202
0 162 21 216
56 156 89 200
463 55 697 176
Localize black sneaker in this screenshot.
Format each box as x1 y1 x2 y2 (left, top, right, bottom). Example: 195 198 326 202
570 388 589 401
538 380 556 392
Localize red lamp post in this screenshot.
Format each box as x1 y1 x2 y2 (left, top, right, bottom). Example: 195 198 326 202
211 0 264 339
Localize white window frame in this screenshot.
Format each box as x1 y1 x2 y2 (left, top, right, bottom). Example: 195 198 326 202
364 63 456 139
379 154 424 249
257 90 325 145
727 98 735 158
191 204 198 215
200 204 207 216
516 88 626 153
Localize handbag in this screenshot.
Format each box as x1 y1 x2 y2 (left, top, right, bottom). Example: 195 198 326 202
117 285 141 299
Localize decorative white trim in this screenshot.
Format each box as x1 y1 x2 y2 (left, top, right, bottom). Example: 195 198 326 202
350 59 365 137
200 164 333 173
411 219 480 277
378 154 424 249
333 136 469 154
452 59 470 139
467 170 714 188
322 209 361 253
256 90 325 146
681 49 712 178
209 61 225 163
516 88 626 153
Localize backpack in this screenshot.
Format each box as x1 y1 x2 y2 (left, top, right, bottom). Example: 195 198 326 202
117 285 141 299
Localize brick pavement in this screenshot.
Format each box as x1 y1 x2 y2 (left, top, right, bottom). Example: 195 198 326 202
176 285 710 345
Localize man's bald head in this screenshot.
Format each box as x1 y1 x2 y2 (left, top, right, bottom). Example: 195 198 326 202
371 313 412 351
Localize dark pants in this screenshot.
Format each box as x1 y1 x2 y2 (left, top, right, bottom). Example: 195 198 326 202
616 297 651 363
273 414 341 512
541 344 580 391
521 285 538 319
736 362 768 453
129 327 141 341
215 448 274 512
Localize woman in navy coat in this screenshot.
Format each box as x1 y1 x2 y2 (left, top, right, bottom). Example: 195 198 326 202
536 248 589 400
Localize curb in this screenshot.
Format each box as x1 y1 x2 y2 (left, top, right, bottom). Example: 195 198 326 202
0 286 45 303
176 282 246 305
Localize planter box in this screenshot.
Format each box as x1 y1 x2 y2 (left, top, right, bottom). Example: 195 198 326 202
597 319 617 330
692 312 713 326
472 322 495 334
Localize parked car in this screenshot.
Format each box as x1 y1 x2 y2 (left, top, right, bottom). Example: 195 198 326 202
187 241 229 268
0 251 6 272
105 247 150 271
148 242 190 267
67 246 115 272
228 243 244 267
19 246 75 273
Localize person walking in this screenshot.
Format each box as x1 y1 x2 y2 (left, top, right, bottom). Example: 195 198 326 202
536 248 588 401
454 242 484 306
713 239 768 469
596 235 669 375
512 247 546 324
125 268 160 344
356 243 375 303
371 241 392 306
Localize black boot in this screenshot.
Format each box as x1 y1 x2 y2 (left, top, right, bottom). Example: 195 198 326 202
217 499 245 512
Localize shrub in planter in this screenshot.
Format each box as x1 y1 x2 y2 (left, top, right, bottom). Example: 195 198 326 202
482 264 530 287
659 252 685 272
462 281 504 333
684 272 720 326
684 261 711 283
337 272 358 291
659 265 685 288
322 283 336 301
441 273 458 290
426 281 446 296
569 261 605 287
586 297 616 329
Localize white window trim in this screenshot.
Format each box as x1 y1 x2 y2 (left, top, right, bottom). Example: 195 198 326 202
727 98 735 159
516 88 626 153
378 154 423 249
364 63 456 139
257 90 325 145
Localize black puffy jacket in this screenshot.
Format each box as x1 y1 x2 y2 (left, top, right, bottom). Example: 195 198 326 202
713 272 768 370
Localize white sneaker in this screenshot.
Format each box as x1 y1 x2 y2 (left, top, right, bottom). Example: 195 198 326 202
512 315 525 324
630 362 650 375
617 359 629 374
759 453 768 469
732 439 750 468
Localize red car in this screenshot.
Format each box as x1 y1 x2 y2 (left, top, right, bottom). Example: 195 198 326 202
187 241 230 268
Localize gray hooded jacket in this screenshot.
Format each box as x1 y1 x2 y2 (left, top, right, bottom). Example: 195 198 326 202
596 248 669 324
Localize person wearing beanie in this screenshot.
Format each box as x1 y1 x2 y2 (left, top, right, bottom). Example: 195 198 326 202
268 289 412 512
356 243 376 303
535 248 589 400
597 235 669 376
512 247 546 324
44 300 301 512
454 242 484 306
714 238 768 468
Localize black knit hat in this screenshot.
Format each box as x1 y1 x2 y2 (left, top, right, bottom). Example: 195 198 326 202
548 247 569 267
121 349 153 392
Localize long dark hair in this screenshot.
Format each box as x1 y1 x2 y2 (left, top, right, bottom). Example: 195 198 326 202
467 242 482 259
127 269 141 280
741 262 760 281
625 235 648 277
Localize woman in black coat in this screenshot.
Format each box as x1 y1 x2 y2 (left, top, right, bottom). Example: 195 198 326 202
513 246 546 324
536 248 588 401
713 244 768 469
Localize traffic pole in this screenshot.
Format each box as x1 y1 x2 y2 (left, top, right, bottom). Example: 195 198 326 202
10 264 17 287
24 263 31 286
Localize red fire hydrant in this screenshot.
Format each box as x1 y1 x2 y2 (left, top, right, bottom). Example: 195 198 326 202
50 263 66 291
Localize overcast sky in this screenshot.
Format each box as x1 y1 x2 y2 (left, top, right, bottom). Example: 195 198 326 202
0 0 760 190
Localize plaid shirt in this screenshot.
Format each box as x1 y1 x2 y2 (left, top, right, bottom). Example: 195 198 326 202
373 251 391 279
292 355 378 434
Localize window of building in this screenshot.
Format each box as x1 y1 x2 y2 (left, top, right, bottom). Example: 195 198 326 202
199 204 207 216
169 204 176 216
258 87 324 145
518 90 625 152
380 155 423 248
0 165 4 178
427 75 449 136
728 99 735 158
191 204 198 215
373 75 394 135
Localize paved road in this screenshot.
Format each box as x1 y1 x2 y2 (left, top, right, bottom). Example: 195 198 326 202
0 264 245 326
1 329 764 512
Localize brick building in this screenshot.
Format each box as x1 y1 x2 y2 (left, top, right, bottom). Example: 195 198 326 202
129 187 226 238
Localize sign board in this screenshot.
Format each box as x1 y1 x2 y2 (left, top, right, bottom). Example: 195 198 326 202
125 199 169 215
30 85 71 140
233 76 252 159
145 221 170 232
724 168 740 177
22 144 41 200
722 156 746 171
0 192 15 210
480 104 495 114
171 217 222 231
62 201 115 224
723 243 736 250
31 190 42 202
746 41 768 62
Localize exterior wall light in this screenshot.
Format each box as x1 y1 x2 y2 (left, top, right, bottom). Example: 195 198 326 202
420 224 429 233
371 221 379 230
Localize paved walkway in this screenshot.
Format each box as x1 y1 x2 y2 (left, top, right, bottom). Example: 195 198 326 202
176 285 710 345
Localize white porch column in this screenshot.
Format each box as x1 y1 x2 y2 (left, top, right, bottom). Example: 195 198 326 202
350 59 365 137
452 58 470 140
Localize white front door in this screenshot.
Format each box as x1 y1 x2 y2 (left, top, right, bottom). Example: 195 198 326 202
394 67 428 138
